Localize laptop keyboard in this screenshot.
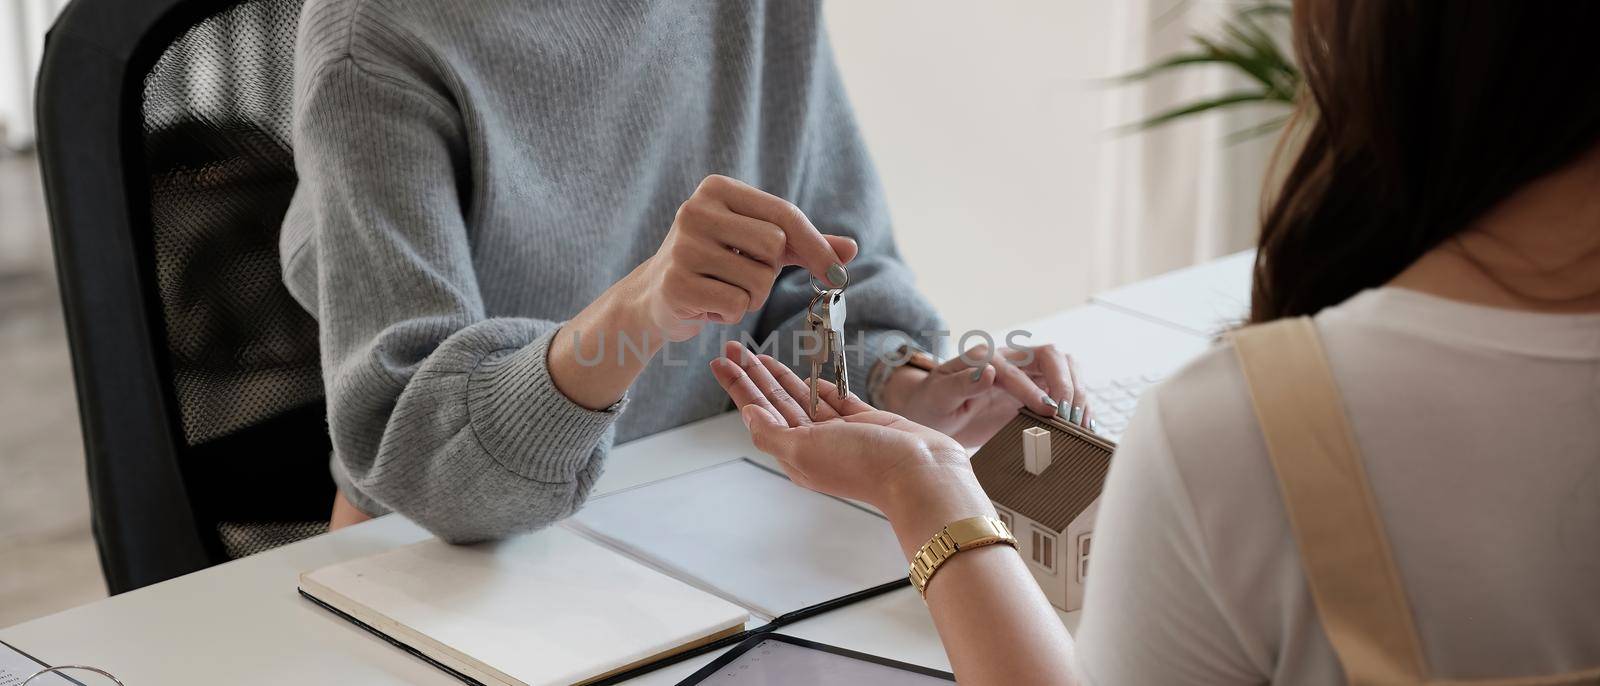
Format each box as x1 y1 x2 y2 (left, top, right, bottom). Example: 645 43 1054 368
1084 373 1165 442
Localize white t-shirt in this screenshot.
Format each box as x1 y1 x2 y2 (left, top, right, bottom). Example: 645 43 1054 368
1074 287 1600 685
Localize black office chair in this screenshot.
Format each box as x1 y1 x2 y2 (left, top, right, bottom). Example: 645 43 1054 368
36 0 332 594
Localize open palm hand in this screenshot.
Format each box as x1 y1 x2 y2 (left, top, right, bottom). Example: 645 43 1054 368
709 341 968 508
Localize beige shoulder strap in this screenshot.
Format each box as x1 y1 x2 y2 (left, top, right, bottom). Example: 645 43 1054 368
1231 318 1429 686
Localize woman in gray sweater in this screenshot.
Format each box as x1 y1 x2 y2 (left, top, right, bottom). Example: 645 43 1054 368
281 0 1087 541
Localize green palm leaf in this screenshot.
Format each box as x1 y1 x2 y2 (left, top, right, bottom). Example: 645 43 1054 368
1118 1 1299 141
1121 91 1280 133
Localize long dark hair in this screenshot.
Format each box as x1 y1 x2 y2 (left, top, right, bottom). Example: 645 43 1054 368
1251 1 1600 323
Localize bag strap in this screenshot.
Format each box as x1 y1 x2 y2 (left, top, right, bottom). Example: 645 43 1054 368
1230 318 1429 686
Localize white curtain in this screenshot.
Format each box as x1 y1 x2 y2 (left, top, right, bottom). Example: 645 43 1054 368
1 0 68 151
1090 0 1284 291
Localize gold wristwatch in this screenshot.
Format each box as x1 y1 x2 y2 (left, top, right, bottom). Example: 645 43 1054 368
908 516 1017 597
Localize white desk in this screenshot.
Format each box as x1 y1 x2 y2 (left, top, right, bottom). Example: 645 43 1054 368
1 291 1232 683
1092 250 1255 338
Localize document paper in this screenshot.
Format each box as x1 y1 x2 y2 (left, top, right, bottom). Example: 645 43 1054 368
570 459 907 619
0 641 73 686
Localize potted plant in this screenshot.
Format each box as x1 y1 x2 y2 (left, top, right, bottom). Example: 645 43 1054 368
1122 1 1299 142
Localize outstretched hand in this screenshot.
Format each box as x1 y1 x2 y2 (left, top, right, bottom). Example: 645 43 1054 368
708 340 971 510
712 341 1076 685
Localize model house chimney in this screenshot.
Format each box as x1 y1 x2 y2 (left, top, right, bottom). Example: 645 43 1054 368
1023 426 1052 475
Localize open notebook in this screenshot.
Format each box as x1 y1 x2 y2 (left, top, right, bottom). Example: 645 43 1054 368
299 458 909 686
299 527 747 686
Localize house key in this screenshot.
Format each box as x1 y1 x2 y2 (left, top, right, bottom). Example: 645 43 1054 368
805 268 850 419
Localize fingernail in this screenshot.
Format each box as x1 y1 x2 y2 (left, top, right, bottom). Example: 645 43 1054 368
1070 405 1085 425
970 368 983 382
739 406 758 429
1089 418 1100 433
1041 396 1059 414
826 263 848 288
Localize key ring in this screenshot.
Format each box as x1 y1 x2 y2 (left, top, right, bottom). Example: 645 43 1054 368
810 264 849 295
806 290 825 317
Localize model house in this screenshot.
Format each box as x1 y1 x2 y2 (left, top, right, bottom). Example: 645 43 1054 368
970 409 1116 612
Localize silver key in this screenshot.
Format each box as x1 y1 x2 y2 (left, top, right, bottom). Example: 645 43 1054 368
822 288 849 400
805 307 827 418
804 287 850 419
803 266 851 419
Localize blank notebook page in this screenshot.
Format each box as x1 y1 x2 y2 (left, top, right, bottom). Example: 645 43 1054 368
300 527 748 686
569 459 907 619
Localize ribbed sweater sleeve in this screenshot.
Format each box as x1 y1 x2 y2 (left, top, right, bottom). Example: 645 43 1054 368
281 56 621 543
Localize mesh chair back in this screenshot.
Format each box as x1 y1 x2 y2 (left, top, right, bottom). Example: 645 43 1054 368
36 0 334 591
139 0 331 560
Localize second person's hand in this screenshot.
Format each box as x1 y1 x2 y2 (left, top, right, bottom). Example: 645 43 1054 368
879 343 1092 447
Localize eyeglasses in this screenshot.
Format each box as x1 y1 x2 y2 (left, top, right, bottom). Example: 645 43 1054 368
22 665 125 685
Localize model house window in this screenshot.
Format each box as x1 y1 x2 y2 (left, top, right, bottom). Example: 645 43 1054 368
1030 527 1056 572
1077 533 1092 582
995 507 1014 533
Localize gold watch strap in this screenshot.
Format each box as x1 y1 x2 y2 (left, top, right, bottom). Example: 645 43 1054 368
908 516 1017 596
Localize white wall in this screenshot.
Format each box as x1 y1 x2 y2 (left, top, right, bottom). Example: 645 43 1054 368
0 0 67 150
826 0 1273 336
825 1 1117 336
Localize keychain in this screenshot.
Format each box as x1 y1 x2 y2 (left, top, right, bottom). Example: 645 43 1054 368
804 267 849 419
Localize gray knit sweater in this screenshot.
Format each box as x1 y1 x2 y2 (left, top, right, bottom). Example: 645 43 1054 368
280 0 943 542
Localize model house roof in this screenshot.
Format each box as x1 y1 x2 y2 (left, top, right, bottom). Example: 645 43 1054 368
971 410 1115 532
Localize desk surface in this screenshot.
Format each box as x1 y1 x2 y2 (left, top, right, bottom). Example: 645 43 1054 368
1 292 1227 684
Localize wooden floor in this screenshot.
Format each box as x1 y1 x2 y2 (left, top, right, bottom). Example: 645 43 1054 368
0 152 106 628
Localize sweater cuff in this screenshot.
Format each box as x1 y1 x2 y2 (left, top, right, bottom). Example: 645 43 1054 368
330 452 390 517
855 328 930 408
467 327 627 483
